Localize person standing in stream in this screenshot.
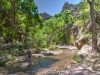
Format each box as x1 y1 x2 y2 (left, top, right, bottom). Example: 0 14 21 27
27 50 32 65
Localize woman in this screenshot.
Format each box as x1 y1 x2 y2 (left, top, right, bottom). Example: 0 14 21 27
27 50 32 65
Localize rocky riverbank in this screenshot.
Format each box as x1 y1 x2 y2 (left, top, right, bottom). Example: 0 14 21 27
55 45 100 75
56 64 100 75
2 45 100 75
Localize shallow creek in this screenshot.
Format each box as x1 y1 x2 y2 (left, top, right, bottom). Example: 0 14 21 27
0 48 78 75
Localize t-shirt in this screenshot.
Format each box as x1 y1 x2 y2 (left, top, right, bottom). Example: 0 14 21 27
27 51 31 57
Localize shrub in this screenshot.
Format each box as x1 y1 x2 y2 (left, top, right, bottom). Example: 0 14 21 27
49 44 59 51
70 35 74 45
73 54 81 63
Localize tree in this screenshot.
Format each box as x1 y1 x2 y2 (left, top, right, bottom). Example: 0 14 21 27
87 0 97 51
0 0 41 45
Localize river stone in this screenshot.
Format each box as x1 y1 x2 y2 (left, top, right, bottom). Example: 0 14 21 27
21 62 29 67
32 54 45 58
77 45 92 57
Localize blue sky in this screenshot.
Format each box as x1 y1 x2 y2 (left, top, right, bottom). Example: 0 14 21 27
34 0 81 16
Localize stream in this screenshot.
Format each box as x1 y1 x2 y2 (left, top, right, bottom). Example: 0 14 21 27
0 46 78 75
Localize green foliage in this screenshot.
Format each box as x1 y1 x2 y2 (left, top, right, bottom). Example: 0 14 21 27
0 58 15 66
28 25 47 48
54 12 62 18
62 10 74 24
0 0 41 45
70 35 74 45
73 54 81 63
0 60 8 66
74 1 90 27
41 10 74 45
2 0 11 10
49 43 59 51
34 47 45 53
27 10 74 48
58 32 67 44
0 0 74 55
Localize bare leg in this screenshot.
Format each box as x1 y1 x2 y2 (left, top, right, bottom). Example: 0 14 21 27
28 59 32 65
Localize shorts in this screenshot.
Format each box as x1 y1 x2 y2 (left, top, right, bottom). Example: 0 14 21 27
28 56 32 60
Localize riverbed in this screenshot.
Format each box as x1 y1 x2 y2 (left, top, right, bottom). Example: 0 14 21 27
0 46 78 75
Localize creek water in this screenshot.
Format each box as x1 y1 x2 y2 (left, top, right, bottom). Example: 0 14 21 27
0 48 78 75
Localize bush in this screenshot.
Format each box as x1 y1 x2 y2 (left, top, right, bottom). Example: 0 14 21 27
34 47 45 53
0 58 15 66
49 44 59 51
73 54 81 63
70 35 74 45
0 60 7 66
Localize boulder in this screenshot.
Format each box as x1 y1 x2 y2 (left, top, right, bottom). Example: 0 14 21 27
77 45 92 57
74 35 88 50
74 41 85 50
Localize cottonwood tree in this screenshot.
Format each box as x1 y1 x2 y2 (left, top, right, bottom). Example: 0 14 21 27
87 0 97 51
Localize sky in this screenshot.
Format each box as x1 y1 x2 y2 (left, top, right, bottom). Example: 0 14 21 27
34 0 81 16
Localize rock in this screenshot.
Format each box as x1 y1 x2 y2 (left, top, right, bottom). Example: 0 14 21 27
6 54 12 59
61 2 76 13
42 50 63 56
57 64 100 75
40 12 52 20
74 35 88 50
97 38 100 46
57 45 77 50
74 41 85 50
0 56 6 61
32 54 45 58
43 52 54 56
97 38 100 52
77 45 92 57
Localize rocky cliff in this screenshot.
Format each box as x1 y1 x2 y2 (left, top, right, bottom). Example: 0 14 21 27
61 2 77 13
40 12 52 20
40 2 77 20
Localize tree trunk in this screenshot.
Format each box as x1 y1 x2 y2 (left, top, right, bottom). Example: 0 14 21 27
88 0 97 51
